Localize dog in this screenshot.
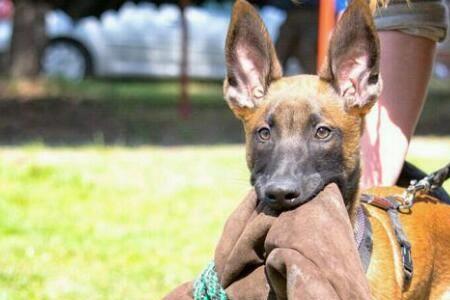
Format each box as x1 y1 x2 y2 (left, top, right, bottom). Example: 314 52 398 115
223 0 450 298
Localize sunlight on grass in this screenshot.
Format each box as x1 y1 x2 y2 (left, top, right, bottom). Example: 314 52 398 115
0 138 448 299
0 145 249 299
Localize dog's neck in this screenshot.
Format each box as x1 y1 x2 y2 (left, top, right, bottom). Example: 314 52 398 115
336 119 366 224
341 159 362 225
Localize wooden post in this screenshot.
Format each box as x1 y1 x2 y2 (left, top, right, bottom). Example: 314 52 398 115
178 0 191 119
317 0 336 72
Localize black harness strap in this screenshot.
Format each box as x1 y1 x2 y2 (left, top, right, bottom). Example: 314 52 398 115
429 162 450 188
354 206 372 273
360 194 413 290
386 204 413 285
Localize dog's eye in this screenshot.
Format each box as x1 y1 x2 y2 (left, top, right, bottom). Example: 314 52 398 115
315 126 331 140
257 127 271 141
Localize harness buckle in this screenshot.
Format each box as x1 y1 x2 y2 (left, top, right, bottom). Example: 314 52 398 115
400 242 413 286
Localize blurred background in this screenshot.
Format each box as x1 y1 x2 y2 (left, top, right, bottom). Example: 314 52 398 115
0 0 448 299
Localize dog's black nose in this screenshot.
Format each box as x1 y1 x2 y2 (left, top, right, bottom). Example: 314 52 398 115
265 181 301 208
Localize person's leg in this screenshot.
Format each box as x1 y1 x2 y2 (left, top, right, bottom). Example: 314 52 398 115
359 0 448 189
275 13 299 71
294 9 318 74
360 31 437 188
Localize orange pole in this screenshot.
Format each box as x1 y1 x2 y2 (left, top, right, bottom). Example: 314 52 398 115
317 0 336 72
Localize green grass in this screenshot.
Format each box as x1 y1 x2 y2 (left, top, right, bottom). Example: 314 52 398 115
0 145 249 300
0 138 448 299
0 78 224 106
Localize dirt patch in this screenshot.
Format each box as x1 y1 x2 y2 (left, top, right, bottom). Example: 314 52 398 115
0 97 243 145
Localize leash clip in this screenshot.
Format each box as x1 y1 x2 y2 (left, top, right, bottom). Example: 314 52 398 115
400 177 433 211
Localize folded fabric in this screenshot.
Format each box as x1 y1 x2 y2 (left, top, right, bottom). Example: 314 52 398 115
164 183 371 299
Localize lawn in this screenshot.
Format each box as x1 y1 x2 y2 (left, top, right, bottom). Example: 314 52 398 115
0 78 449 145
0 138 449 300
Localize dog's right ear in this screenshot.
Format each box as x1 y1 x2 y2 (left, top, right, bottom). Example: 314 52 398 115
224 0 282 120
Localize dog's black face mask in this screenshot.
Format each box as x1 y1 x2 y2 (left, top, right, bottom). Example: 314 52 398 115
247 100 361 211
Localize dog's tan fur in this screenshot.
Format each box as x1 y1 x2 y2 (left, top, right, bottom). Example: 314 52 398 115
363 186 450 299
224 0 450 298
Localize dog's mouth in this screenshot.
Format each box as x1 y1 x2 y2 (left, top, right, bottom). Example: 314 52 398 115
255 177 327 211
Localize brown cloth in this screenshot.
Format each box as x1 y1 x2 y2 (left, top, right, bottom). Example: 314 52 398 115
164 183 371 300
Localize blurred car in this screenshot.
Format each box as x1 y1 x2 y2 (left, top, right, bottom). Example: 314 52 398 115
0 0 286 80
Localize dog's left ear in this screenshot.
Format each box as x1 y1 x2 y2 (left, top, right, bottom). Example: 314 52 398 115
319 0 381 115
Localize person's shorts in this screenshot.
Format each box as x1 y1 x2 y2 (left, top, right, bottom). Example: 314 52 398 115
374 0 449 42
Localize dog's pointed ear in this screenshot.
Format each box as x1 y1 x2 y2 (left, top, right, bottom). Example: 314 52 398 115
319 0 381 115
224 0 282 119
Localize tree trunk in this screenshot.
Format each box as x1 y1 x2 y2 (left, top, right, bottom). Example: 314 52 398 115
178 0 191 119
9 0 49 78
